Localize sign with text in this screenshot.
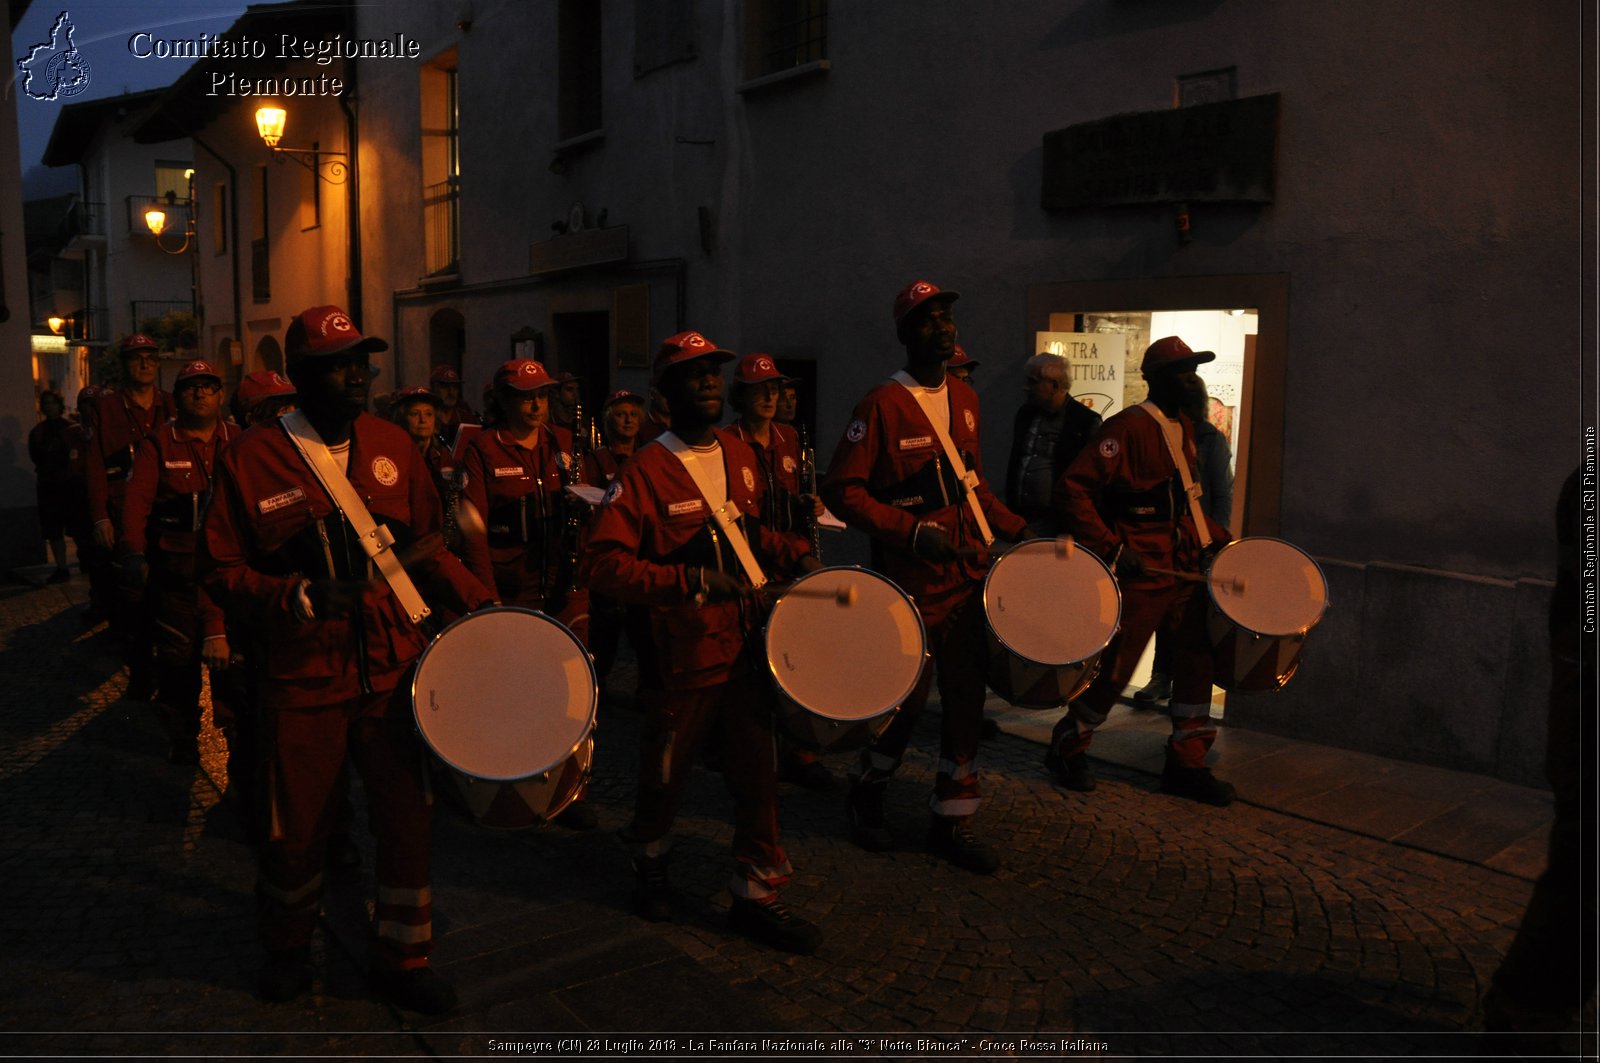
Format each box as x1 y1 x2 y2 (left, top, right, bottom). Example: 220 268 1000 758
1041 94 1279 208
1037 331 1127 418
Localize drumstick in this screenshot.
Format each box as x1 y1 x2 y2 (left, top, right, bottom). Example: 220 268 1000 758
762 582 858 606
1055 534 1074 559
453 497 487 539
1145 565 1247 593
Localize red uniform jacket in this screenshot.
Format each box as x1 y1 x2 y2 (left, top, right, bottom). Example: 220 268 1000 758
459 424 598 603
85 387 175 527
1055 403 1230 589
821 374 1025 625
581 430 812 691
122 419 239 640
728 421 809 538
201 413 493 710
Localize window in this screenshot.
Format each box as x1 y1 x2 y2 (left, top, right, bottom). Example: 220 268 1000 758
251 166 269 302
212 183 227 255
743 0 827 80
420 52 460 276
558 0 603 140
154 159 191 200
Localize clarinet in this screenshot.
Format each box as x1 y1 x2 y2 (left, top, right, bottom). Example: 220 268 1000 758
799 422 822 562
559 394 588 593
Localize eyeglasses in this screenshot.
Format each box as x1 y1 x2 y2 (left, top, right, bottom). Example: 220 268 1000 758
179 382 222 395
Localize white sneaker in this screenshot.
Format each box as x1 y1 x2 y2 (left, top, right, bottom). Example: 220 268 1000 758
1133 672 1172 703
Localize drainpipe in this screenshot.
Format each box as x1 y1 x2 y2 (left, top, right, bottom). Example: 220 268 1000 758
339 5 362 328
189 134 242 351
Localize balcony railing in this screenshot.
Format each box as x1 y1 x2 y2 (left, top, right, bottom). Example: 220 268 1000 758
132 300 194 332
422 176 460 277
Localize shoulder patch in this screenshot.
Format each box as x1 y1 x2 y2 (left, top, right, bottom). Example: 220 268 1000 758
371 455 400 487
846 419 867 443
1098 438 1120 458
742 466 756 492
781 455 797 474
964 408 976 433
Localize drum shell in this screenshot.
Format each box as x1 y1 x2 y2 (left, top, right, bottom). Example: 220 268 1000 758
412 605 601 832
1204 537 1329 694
764 566 926 753
982 540 1122 710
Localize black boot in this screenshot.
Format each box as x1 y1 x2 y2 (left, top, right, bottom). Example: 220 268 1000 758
925 817 999 875
1160 761 1235 807
372 966 458 1014
631 854 674 922
1044 748 1096 792
728 897 822 954
845 777 893 852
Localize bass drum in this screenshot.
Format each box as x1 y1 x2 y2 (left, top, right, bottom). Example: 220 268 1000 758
983 539 1122 709
764 567 927 752
412 606 597 829
1206 537 1330 692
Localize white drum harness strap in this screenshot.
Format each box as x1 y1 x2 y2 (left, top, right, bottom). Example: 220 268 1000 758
659 431 768 590
1136 400 1212 551
281 410 433 624
891 370 994 547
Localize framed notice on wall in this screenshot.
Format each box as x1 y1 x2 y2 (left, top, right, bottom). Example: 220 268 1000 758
1035 331 1128 418
614 284 651 368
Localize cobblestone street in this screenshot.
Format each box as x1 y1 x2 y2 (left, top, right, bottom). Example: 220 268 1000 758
0 575 1585 1059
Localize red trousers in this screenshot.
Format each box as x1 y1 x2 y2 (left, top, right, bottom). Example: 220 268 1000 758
859 590 985 819
1051 579 1219 769
625 671 791 900
258 685 433 971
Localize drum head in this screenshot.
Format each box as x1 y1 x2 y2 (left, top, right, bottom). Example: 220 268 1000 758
765 567 925 723
1210 537 1329 636
984 540 1121 666
413 607 597 782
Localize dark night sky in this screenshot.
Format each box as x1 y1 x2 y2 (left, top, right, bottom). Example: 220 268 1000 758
11 2 244 196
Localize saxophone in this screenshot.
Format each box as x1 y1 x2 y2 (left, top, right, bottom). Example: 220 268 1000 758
799 422 822 562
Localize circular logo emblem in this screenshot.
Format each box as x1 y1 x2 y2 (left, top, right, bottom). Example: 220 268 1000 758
782 455 797 474
846 419 867 443
964 409 976 434
1098 438 1120 459
602 480 623 505
742 466 756 492
371 456 400 486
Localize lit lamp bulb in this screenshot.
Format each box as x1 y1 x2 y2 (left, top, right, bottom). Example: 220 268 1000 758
255 106 286 148
47 315 64 334
144 208 167 236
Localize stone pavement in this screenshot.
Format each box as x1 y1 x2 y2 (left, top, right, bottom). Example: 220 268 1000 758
0 570 1591 1060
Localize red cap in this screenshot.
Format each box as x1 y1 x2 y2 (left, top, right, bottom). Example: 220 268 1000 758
392 384 444 407
553 371 579 384
893 279 959 325
284 305 389 364
236 370 296 407
651 330 735 380
1141 336 1216 375
120 333 160 356
174 359 222 385
947 345 978 369
733 352 784 385
429 364 462 385
76 384 103 406
493 359 557 391
603 388 644 409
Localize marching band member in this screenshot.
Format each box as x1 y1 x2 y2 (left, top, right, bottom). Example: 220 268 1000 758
202 306 493 1012
1045 336 1234 806
119 359 236 765
582 330 823 953
727 353 834 791
822 280 1026 875
85 334 175 700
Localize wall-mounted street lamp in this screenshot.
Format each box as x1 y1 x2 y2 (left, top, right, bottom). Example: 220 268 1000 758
145 170 197 255
47 315 65 334
254 105 348 184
